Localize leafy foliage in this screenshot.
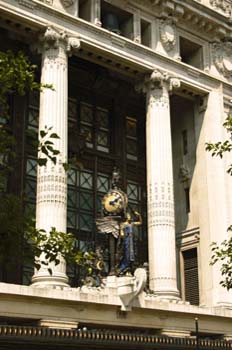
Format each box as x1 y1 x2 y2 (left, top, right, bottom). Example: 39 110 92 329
206 114 232 176
37 126 60 166
210 226 232 290
206 112 232 290
0 50 52 118
24 225 97 276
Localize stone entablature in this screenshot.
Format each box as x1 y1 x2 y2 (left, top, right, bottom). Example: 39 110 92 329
2 0 231 92
1 283 232 337
35 0 232 37
0 325 231 348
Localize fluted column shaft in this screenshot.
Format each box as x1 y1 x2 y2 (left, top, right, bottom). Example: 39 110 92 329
32 27 80 287
145 70 180 298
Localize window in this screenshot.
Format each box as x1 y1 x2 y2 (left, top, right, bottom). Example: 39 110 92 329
79 0 91 22
179 36 203 69
27 91 39 132
182 129 188 155
184 187 190 213
141 19 151 48
79 101 110 153
101 1 133 40
182 248 199 305
126 116 138 160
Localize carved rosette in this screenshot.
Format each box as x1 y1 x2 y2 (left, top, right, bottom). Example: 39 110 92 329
212 41 232 78
160 18 176 52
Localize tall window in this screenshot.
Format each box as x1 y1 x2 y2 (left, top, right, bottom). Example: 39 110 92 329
182 248 199 305
67 58 147 284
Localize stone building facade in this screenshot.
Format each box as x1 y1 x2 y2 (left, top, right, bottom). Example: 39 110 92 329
1 0 232 348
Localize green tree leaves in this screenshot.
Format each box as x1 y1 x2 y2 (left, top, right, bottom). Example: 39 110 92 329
38 126 60 166
206 113 232 290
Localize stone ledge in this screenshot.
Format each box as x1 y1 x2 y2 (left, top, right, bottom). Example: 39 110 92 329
0 282 232 318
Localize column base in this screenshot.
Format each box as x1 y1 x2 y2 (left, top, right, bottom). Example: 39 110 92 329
31 273 69 288
153 289 180 300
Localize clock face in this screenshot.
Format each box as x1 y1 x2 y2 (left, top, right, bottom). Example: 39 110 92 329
102 190 127 215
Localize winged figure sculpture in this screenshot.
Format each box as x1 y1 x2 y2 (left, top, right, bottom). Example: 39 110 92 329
96 216 121 239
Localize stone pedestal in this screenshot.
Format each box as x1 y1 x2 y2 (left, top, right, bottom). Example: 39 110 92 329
145 70 180 299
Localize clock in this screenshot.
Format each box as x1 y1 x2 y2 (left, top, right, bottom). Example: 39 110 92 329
102 189 128 215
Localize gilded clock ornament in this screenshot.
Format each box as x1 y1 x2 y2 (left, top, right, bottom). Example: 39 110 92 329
96 167 142 276
102 189 128 215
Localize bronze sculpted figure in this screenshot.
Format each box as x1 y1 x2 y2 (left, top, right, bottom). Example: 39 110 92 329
96 168 142 276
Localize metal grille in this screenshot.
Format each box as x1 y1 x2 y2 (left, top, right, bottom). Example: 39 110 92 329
183 248 199 305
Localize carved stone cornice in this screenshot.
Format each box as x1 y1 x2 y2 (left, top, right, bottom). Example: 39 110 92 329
212 40 232 78
159 17 177 52
38 0 53 5
209 0 232 17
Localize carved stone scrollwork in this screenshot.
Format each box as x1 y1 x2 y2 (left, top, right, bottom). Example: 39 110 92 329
41 26 67 50
142 69 180 92
160 17 176 52
60 0 75 7
39 26 80 54
210 0 232 16
136 69 180 109
67 36 81 55
179 164 191 183
212 41 232 78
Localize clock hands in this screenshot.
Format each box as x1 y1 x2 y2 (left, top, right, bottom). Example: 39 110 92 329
109 195 121 206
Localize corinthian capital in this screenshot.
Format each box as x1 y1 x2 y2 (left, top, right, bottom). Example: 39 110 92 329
137 69 180 93
41 26 67 50
38 26 80 53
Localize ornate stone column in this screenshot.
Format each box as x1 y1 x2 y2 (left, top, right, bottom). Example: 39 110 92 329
145 69 180 298
31 27 80 287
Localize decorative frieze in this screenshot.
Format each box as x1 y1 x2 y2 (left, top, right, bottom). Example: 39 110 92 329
17 0 36 8
212 41 232 78
38 0 53 5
